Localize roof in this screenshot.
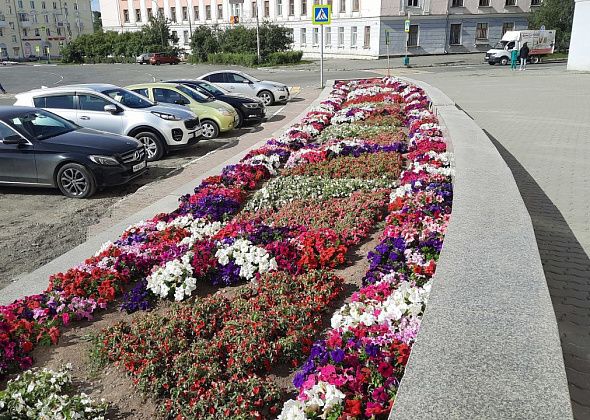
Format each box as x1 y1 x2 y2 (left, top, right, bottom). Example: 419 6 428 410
125 82 181 89
17 84 121 97
0 106 43 118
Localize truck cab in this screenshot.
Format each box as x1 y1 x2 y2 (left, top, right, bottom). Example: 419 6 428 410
485 40 516 66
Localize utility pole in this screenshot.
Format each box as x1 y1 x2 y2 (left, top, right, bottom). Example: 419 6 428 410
255 1 260 63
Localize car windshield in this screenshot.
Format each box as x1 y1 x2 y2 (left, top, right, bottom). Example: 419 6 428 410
101 88 154 108
8 109 78 140
494 41 509 49
242 73 261 83
177 84 213 103
196 81 229 96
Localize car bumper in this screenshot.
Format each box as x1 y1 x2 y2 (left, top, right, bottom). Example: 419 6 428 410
274 90 290 102
486 56 502 64
218 114 237 132
161 119 203 147
92 160 148 187
168 134 201 150
241 105 266 121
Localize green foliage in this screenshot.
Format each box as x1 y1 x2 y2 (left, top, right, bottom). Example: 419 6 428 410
190 22 299 66
529 0 575 51
61 16 178 63
92 11 102 32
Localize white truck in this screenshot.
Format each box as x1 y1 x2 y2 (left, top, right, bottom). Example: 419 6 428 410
485 30 556 65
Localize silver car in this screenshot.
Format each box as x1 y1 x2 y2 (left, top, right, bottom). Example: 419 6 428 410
198 70 289 106
14 84 202 161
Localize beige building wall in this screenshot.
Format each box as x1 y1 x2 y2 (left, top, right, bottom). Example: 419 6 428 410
0 0 93 59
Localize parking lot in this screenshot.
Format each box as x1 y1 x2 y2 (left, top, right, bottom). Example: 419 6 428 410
0 62 379 286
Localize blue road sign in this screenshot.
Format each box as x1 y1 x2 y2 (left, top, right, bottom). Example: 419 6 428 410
312 5 331 25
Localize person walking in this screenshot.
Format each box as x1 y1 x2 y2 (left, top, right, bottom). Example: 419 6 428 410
510 46 519 71
519 42 530 71
0 81 6 94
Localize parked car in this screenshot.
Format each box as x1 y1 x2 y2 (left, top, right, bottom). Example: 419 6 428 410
127 82 238 139
136 53 154 64
0 106 147 198
150 52 180 65
14 84 202 161
198 70 289 106
485 30 556 65
165 79 266 128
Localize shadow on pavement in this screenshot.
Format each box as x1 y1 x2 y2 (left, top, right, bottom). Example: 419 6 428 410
485 129 590 420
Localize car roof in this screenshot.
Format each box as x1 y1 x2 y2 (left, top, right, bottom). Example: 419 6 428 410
201 70 247 77
126 82 182 89
17 84 121 97
0 105 46 118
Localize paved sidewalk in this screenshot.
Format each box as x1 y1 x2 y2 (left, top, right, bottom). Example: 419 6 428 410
404 63 590 419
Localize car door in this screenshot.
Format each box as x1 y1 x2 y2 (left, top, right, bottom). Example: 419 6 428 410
226 73 256 96
0 121 37 184
76 93 124 135
33 93 78 123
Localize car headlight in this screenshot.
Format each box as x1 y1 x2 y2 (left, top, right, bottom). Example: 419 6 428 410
217 107 233 116
151 111 182 121
243 103 259 109
90 155 119 165
275 86 287 92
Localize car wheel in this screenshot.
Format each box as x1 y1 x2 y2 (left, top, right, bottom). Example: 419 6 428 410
235 110 244 128
257 90 274 106
201 119 220 139
500 57 509 66
135 131 165 161
56 163 96 199
156 61 161 65
531 56 540 64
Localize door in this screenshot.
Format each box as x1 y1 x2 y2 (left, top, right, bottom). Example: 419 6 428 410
33 93 78 123
0 122 37 184
225 72 254 96
76 94 124 134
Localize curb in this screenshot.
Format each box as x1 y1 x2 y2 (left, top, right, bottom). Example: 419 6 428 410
0 88 329 305
389 78 573 419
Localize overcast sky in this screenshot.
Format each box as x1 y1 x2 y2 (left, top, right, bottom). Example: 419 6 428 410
92 0 99 11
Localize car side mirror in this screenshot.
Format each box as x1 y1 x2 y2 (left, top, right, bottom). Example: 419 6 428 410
104 104 120 114
243 80 253 84
2 134 26 145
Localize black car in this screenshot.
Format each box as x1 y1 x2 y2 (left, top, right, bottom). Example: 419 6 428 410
165 79 266 128
0 106 147 198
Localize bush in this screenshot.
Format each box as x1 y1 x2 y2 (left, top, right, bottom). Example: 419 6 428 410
207 52 258 67
264 51 304 66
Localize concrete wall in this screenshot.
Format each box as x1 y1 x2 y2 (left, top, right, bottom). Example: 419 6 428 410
388 78 573 420
567 0 590 71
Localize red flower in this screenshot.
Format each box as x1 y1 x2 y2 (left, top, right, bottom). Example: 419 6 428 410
344 399 362 416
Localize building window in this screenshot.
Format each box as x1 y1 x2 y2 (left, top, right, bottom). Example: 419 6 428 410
44 15 48 22
73 2 77 10
301 0 307 15
337 26 344 46
351 26 357 46
170 7 176 21
449 23 461 45
158 7 164 17
46 28 50 35
264 1 270 17
325 26 331 46
182 6 187 20
194 5 199 19
0 29 3 37
300 27 306 45
30 1 35 8
53 1 56 9
217 4 222 19
505 0 516 5
34 28 39 36
352 0 359 11
18 0 23 8
41 1 45 8
9 22 14 30
56 27 61 35
289 0 294 15
123 9 129 22
277 0 282 15
147 8 152 18
12 35 17 43
23 28 28 36
183 30 189 43
252 1 256 16
363 25 370 48
408 0 418 6
205 5 211 19
408 24 419 47
451 0 463 6
502 22 514 34
313 27 319 45
339 0 345 12
531 0 541 5
476 22 488 40
136 9 141 21
479 0 490 6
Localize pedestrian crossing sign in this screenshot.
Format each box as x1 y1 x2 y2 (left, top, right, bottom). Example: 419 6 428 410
312 4 331 25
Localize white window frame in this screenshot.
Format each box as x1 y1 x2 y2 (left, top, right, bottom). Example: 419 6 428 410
351 26 357 47
337 26 344 47
313 27 319 45
407 0 419 7
363 25 370 49
325 26 332 47
300 27 306 45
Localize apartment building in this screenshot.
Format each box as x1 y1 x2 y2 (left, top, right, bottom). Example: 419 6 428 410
100 0 541 58
0 0 93 59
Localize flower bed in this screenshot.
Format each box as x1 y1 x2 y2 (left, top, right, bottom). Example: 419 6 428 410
0 77 453 419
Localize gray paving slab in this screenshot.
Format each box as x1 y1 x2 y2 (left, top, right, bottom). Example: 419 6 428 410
390 79 572 419
0 84 332 305
404 64 590 419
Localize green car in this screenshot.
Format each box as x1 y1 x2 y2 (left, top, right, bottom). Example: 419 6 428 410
126 82 238 139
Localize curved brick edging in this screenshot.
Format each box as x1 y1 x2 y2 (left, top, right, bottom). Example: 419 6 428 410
389 79 573 419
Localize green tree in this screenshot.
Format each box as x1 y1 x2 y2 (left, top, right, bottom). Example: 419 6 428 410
190 25 221 61
529 0 575 51
140 16 178 51
92 11 102 32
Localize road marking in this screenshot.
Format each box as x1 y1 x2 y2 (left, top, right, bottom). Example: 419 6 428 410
49 72 64 85
145 72 156 82
162 141 232 178
270 106 285 118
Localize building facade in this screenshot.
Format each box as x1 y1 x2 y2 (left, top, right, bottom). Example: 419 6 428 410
100 0 540 58
0 0 93 59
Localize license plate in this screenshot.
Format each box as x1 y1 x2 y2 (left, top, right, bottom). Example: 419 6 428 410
133 161 146 172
